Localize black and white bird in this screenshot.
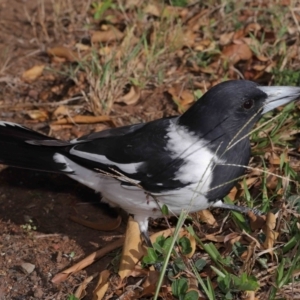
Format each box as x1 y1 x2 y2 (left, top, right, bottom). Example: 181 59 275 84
0 80 299 242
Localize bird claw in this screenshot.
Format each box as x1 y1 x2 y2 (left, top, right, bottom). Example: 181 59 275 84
250 207 263 216
153 261 173 272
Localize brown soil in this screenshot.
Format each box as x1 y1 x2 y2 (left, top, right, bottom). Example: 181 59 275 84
0 167 127 299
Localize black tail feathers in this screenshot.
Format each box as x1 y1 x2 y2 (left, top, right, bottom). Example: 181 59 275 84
0 122 71 173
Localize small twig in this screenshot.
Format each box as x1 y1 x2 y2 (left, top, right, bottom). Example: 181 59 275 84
116 278 144 300
52 237 125 283
35 233 62 239
0 96 83 109
289 5 300 33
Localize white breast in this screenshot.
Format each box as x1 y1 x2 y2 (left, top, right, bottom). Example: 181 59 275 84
165 122 221 194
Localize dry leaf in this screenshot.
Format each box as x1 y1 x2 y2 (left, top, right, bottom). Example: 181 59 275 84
266 174 278 190
53 105 69 119
116 85 141 105
229 177 259 200
47 47 79 62
91 26 124 43
98 46 112 56
219 32 235 46
22 65 45 82
186 10 209 31
187 277 203 298
204 234 225 243
140 270 164 297
244 291 258 300
245 23 261 34
265 61 276 73
197 210 217 226
27 110 49 121
168 85 195 113
252 64 266 71
182 30 198 48
198 65 217 75
143 3 161 16
118 216 144 280
256 55 269 62
240 241 257 264
249 211 266 231
223 233 242 254
75 274 95 299
150 228 183 244
75 43 91 51
194 39 212 51
51 271 69 283
223 232 241 245
246 177 260 188
228 186 238 201
269 152 288 165
222 43 252 64
264 212 276 230
162 5 183 18
233 28 246 40
124 0 142 8
93 270 111 300
262 212 278 257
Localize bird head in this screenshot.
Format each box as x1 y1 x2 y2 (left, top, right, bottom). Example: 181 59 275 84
179 80 300 146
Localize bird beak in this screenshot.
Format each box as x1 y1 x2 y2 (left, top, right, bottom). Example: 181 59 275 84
257 86 300 114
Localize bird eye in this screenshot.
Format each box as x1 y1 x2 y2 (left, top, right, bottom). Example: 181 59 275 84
243 99 254 110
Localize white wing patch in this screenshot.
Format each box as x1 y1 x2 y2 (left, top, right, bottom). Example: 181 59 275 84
69 147 144 174
53 153 74 173
0 121 27 129
70 138 85 144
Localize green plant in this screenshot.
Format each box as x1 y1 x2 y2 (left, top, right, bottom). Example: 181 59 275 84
20 219 37 232
67 295 80 300
172 278 199 300
92 0 115 20
273 68 300 86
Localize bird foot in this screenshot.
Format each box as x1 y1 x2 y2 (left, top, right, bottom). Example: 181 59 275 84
211 201 262 216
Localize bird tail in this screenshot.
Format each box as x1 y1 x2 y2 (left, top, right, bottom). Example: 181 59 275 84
0 122 72 174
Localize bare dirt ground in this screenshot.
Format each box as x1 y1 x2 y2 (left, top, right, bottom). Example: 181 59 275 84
0 168 124 299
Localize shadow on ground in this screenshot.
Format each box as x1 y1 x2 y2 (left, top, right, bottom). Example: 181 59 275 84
0 167 126 298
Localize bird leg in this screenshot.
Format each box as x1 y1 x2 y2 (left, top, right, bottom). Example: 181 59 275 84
141 230 154 248
211 200 262 215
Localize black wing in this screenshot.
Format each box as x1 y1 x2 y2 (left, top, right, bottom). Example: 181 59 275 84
67 117 188 192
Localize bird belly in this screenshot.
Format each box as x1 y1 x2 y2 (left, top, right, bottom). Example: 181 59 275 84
69 169 212 219
59 154 213 219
